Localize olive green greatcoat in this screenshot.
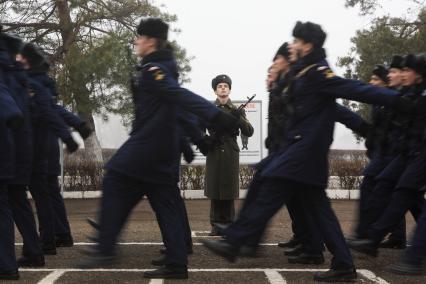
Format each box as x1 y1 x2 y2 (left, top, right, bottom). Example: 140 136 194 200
204 99 254 200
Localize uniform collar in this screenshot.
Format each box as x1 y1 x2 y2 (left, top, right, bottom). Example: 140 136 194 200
215 98 233 108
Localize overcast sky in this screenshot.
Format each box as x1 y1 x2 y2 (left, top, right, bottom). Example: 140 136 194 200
95 0 414 150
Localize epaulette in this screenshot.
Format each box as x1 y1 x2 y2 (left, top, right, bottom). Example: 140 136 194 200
316 65 335 79
142 63 165 81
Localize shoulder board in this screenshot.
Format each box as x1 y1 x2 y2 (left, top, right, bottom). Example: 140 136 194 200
142 63 166 81
316 65 335 79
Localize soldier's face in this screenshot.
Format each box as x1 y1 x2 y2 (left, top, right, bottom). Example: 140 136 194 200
215 83 231 99
134 35 155 57
401 68 420 86
289 38 313 63
387 68 403 87
273 55 290 74
369 75 386 87
15 54 29 69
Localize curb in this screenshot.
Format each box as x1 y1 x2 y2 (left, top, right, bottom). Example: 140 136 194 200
53 189 360 200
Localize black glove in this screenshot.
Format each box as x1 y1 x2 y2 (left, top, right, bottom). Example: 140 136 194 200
231 108 245 119
210 110 238 135
76 122 93 140
181 141 194 163
6 114 24 130
355 121 372 139
63 137 79 153
196 135 214 156
393 96 415 113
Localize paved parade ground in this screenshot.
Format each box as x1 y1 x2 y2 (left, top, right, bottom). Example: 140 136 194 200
7 199 425 284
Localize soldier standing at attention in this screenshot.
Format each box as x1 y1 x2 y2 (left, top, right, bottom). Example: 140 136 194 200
205 75 254 236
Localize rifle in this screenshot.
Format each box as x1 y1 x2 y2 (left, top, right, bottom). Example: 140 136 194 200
237 94 256 111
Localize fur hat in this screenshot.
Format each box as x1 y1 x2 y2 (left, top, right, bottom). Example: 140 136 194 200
403 54 426 78
212 74 232 90
136 18 168 40
292 21 326 48
273 42 290 61
20 43 49 68
0 25 24 55
372 64 389 83
389 55 403 69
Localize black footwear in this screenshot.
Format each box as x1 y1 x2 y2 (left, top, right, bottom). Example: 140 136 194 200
202 239 238 262
239 246 258 258
87 218 100 230
284 244 303 256
278 237 300 248
379 238 406 249
388 260 423 275
208 227 222 236
56 236 74 247
288 253 324 265
348 239 378 257
17 255 45 267
42 243 57 255
313 268 357 282
143 265 188 279
213 224 229 235
151 255 166 266
0 270 19 280
76 252 117 268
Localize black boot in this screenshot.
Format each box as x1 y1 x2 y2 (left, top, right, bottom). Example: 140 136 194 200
76 251 117 268
42 243 57 255
313 267 357 282
0 270 19 280
17 255 45 267
379 238 406 249
278 236 300 248
284 244 303 256
56 235 74 247
143 264 188 279
151 255 166 266
288 253 324 265
202 239 238 262
348 239 379 257
388 260 423 275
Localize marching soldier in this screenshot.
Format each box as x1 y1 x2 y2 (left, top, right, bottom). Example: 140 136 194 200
77 18 237 279
205 74 254 236
349 53 426 257
202 21 407 282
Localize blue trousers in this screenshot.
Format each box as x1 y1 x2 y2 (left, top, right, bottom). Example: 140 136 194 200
29 173 56 246
403 201 426 265
97 170 187 265
151 186 192 250
47 175 72 238
369 189 424 243
8 185 43 257
225 178 353 269
0 184 17 271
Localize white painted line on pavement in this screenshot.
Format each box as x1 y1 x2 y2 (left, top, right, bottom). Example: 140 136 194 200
37 270 67 284
358 269 390 284
15 242 280 246
264 269 287 284
148 279 164 284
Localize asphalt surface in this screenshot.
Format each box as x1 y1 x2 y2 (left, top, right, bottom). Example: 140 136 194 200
5 199 425 283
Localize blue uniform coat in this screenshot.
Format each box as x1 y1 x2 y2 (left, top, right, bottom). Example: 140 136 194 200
106 50 219 185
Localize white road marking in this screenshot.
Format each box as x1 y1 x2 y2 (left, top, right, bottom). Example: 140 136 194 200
15 242 280 246
149 279 164 284
264 269 287 284
23 268 389 284
37 269 67 284
358 269 390 284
